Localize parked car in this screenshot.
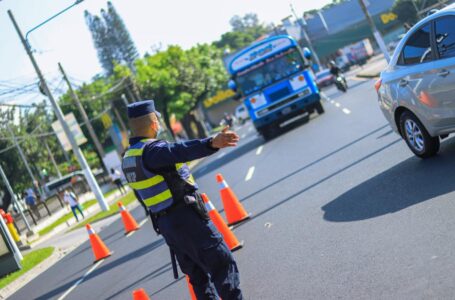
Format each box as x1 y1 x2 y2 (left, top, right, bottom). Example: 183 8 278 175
234 104 249 124
315 69 334 88
376 4 455 158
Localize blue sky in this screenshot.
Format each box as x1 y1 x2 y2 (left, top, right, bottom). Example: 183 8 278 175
0 0 331 104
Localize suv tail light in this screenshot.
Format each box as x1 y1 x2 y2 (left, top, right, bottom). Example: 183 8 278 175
374 79 382 93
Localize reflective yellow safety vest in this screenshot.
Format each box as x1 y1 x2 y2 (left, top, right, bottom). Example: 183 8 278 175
121 139 197 213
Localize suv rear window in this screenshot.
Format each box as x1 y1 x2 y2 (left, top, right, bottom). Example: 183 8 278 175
435 16 455 59
401 24 433 65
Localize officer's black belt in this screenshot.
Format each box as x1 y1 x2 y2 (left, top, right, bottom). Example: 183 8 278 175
153 200 187 218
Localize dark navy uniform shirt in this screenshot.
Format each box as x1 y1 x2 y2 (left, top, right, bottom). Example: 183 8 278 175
128 136 218 171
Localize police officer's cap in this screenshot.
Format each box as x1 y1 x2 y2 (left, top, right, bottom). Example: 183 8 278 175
127 100 161 119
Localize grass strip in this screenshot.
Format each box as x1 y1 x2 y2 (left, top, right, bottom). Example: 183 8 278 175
38 189 119 236
70 191 136 231
0 247 54 289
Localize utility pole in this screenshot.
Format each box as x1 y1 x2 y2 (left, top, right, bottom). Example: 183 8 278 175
0 164 34 237
125 76 140 101
358 0 391 62
290 4 322 67
411 0 420 13
111 104 128 133
8 10 109 211
121 93 131 106
6 123 38 187
58 63 109 173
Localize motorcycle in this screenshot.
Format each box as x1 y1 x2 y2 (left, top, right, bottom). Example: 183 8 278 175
335 75 348 92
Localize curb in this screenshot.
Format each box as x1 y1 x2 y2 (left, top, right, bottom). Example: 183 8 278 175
356 73 380 79
0 248 64 300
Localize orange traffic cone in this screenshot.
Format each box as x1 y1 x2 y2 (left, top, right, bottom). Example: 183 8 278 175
201 193 243 252
86 224 111 263
132 288 150 300
186 276 197 300
216 173 251 226
118 202 139 234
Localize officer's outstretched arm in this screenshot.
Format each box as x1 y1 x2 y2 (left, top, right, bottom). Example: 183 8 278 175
144 126 239 169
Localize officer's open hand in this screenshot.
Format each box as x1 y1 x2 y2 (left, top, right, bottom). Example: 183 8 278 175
211 126 240 149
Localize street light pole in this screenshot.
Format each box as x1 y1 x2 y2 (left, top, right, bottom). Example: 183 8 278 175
8 9 109 211
358 0 391 62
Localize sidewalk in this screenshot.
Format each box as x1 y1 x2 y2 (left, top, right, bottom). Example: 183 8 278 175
356 55 388 79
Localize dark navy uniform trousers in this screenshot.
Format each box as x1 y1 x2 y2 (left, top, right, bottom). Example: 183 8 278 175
157 205 243 300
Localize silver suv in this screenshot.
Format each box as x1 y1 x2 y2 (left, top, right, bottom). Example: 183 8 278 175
377 4 455 158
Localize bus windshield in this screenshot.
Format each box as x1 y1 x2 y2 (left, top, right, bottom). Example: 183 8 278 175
236 48 305 95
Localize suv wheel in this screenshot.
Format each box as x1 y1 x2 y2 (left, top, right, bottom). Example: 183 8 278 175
399 111 439 158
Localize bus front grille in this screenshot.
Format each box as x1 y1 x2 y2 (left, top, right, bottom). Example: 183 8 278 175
267 87 291 102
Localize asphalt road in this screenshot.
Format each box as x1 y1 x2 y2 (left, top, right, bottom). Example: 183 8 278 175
9 77 455 299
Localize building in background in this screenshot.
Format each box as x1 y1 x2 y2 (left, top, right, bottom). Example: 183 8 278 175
276 0 401 64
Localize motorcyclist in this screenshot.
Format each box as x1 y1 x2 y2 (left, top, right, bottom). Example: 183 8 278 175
329 60 347 91
329 60 342 77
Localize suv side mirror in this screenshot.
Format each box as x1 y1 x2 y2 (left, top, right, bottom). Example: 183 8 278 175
228 79 237 92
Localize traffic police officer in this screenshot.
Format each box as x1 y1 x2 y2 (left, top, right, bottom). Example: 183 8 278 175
122 100 243 299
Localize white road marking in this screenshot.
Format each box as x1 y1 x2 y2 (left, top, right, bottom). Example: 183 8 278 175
335 102 341 107
217 152 225 159
245 166 255 181
241 133 246 139
321 92 330 101
342 108 351 115
330 100 335 104
126 219 148 238
139 219 148 227
57 259 105 300
256 146 263 155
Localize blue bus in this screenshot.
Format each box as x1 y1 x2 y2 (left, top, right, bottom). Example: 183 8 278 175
227 35 324 139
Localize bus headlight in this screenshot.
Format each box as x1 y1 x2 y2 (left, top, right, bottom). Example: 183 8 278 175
249 93 267 109
290 74 307 91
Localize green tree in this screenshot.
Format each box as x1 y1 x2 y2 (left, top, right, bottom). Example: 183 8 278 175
214 13 271 51
103 2 139 72
85 2 139 76
132 44 227 137
85 11 117 75
0 104 70 194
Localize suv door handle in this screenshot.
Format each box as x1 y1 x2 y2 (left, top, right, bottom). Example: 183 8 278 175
438 69 450 77
399 79 408 87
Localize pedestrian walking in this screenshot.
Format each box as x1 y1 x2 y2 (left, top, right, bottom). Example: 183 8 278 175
62 189 85 222
122 100 243 299
25 188 41 220
110 168 127 195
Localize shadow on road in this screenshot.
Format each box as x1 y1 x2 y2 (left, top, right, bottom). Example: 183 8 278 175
242 138 401 223
34 239 166 300
235 124 389 206
105 262 172 300
322 137 455 222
